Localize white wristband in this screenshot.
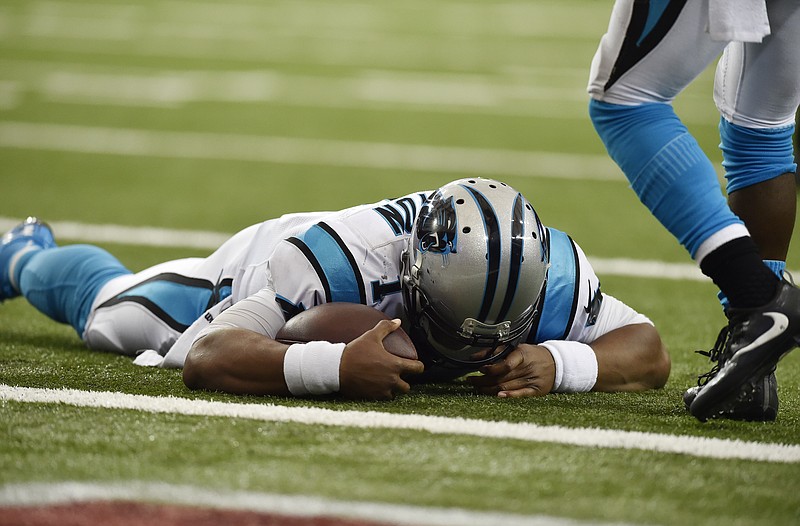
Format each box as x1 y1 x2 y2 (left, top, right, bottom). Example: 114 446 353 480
283 341 346 396
540 340 598 393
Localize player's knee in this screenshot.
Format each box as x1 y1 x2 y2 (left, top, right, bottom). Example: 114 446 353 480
721 118 796 193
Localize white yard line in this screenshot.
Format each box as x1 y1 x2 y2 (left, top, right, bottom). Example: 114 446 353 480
0 58 716 122
0 481 639 526
0 121 623 181
2 384 799 464
0 216 709 280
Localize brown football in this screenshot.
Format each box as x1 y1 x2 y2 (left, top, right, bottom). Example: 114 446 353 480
275 303 417 360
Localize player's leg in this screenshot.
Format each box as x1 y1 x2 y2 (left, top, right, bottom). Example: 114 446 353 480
688 55 798 420
1 219 213 356
588 0 749 267
589 2 780 305
83 223 261 356
588 1 800 420
2 218 245 358
716 0 799 266
0 218 134 340
690 1 800 420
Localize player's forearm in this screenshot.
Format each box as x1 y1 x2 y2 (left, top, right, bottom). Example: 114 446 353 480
183 328 292 396
592 323 670 392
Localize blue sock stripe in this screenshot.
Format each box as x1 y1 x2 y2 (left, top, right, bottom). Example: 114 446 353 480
636 133 704 207
763 259 786 278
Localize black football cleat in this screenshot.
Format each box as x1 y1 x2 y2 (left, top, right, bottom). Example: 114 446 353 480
683 326 778 421
690 278 800 421
683 371 778 421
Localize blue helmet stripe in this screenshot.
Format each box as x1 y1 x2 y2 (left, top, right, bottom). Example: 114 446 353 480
496 193 525 322
463 185 501 322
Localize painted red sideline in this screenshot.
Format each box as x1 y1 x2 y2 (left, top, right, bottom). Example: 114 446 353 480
0 501 401 526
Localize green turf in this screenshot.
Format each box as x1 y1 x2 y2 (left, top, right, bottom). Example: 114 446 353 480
4 401 800 526
2 1 800 525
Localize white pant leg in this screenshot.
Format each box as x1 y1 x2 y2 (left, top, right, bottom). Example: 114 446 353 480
83 258 210 355
715 0 800 128
589 0 727 104
82 224 262 355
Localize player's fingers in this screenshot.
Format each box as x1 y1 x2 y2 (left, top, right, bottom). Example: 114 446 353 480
497 386 543 399
494 376 539 392
394 377 413 395
472 383 505 396
480 347 523 376
368 318 402 341
466 373 502 388
470 375 539 395
397 357 425 375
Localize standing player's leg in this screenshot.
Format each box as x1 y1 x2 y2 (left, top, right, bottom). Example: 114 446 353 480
588 1 745 268
689 1 800 419
588 0 800 420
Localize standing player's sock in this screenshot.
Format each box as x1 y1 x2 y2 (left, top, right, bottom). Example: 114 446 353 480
700 237 780 309
718 259 786 312
589 100 746 259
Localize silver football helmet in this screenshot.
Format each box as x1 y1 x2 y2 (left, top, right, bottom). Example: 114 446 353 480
401 178 549 366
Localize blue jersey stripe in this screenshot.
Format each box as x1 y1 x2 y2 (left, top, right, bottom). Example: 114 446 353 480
530 228 578 342
296 223 364 304
637 0 671 46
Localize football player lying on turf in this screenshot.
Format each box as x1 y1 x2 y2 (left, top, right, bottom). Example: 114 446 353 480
1 178 670 400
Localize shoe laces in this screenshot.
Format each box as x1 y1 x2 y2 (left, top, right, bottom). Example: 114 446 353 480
694 325 731 386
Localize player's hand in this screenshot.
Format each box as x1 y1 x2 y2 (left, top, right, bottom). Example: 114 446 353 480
467 344 555 398
339 319 425 400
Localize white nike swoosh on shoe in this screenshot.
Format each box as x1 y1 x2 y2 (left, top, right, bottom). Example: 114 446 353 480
735 312 790 356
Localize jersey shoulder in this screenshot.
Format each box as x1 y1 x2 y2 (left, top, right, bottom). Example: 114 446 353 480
343 190 431 243
266 191 431 319
528 227 601 343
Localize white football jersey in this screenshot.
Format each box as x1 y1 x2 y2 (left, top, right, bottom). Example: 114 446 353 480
165 192 648 367
234 191 431 319
89 189 650 368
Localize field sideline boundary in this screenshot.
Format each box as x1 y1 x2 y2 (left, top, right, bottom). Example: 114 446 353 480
0 216 716 281
2 384 798 464
0 481 639 526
